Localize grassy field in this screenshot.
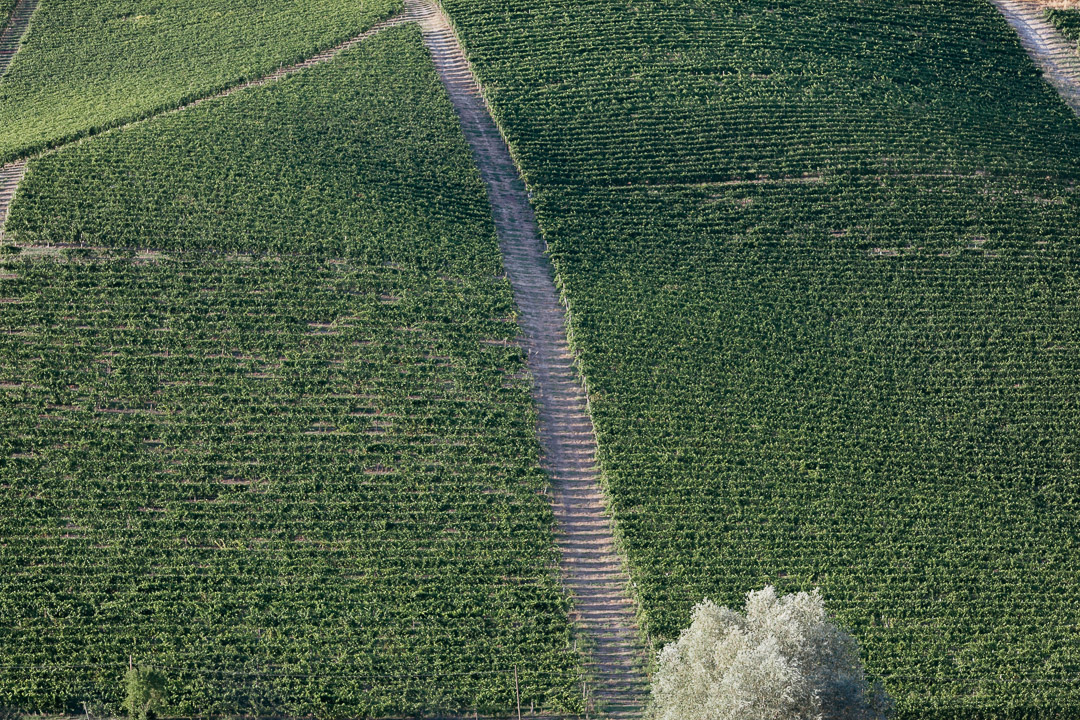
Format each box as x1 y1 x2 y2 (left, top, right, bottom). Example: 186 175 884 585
438 0 1080 717
0 26 582 718
0 0 402 164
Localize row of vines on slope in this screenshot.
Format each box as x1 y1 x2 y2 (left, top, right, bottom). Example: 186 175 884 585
1046 8 1080 48
0 0 402 163
0 27 583 717
0 1 15 30
436 0 1080 717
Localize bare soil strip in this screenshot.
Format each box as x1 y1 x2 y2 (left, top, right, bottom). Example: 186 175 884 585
0 0 37 78
408 1 649 716
0 0 35 238
0 160 25 238
0 8 412 239
991 0 1080 114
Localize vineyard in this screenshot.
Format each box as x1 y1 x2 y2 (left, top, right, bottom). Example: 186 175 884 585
436 0 1080 717
0 27 582 717
0 0 402 163
1047 8 1080 46
2 0 1080 717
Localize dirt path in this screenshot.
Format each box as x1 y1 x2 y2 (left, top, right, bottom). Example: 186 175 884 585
0 8 413 239
408 1 649 716
0 0 36 238
0 160 25 239
0 0 37 78
990 0 1080 114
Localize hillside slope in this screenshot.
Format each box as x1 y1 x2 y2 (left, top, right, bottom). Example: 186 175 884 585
438 0 1080 717
0 26 582 717
0 0 401 163
0 2 14 29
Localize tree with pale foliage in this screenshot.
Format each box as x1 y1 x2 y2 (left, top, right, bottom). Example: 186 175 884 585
648 586 892 720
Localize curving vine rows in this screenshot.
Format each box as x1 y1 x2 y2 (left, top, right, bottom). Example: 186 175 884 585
0 0 650 715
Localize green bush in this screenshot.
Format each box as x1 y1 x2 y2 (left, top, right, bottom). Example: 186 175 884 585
123 668 165 720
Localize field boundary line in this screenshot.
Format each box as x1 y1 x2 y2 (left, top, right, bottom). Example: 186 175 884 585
990 0 1080 114
408 0 650 716
159 10 415 115
0 7 415 239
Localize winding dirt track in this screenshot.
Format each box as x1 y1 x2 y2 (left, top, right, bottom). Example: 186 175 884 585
0 0 36 78
408 1 649 716
0 162 25 236
990 0 1080 114
0 0 36 237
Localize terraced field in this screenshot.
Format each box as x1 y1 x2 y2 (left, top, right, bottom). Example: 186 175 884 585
0 26 582 717
437 0 1080 717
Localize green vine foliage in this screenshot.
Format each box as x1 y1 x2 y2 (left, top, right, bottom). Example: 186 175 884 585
123 668 165 720
0 0 402 164
0 27 582 718
0 0 16 31
1045 9 1080 48
437 0 1080 718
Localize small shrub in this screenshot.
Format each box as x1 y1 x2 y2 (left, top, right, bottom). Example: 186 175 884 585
123 667 166 720
648 586 891 720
